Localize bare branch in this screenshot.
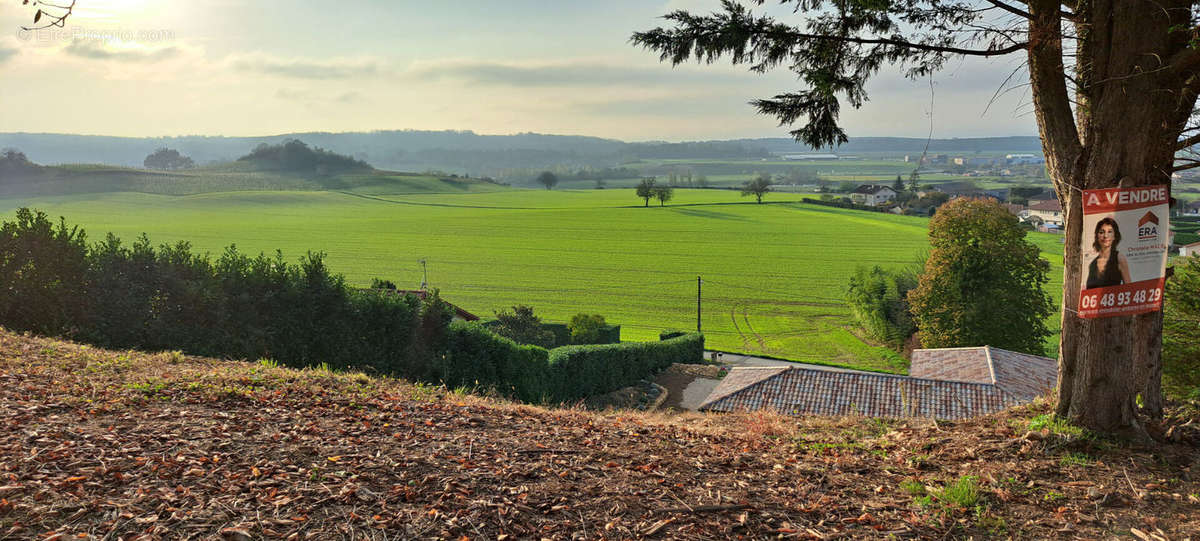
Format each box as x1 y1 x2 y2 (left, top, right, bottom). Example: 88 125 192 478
1175 132 1200 151
986 0 1033 19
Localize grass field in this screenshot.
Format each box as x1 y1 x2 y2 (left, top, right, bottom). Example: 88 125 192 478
0 184 1067 374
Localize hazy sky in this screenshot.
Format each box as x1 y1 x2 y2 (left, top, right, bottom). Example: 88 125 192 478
0 0 1038 141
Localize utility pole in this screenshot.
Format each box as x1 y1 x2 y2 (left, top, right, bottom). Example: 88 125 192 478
697 276 702 333
418 259 428 290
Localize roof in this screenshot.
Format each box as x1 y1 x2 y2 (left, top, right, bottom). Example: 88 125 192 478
1187 200 1200 209
932 182 982 194
702 346 1056 420
1001 203 1026 215
910 346 1057 402
1029 199 1062 212
700 367 1016 420
851 184 895 195
364 289 480 321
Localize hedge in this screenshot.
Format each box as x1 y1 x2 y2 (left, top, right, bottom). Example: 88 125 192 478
545 332 704 402
0 208 697 405
440 323 702 403
440 322 551 402
483 320 621 347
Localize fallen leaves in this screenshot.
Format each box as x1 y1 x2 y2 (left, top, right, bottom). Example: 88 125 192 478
0 330 1197 540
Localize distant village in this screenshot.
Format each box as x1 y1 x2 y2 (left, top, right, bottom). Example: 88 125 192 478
774 153 1200 257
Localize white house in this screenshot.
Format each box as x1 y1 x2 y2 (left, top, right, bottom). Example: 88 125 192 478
849 184 896 206
1028 199 1064 226
1182 241 1200 257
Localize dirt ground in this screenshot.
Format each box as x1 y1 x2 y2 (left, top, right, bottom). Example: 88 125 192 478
2 331 1199 540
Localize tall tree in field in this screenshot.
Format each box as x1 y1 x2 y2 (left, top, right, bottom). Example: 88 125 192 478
632 0 1200 434
636 177 657 207
652 184 674 206
536 171 559 190
741 173 772 203
907 198 1054 355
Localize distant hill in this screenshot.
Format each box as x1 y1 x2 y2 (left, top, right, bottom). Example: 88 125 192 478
721 136 1044 154
0 131 1041 177
0 161 510 198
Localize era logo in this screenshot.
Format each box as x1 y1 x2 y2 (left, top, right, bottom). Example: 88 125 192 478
1138 211 1159 240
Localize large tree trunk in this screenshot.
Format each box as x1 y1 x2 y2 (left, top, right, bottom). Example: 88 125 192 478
1029 0 1190 433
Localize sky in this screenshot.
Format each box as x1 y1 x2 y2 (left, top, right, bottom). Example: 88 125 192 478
0 0 1039 142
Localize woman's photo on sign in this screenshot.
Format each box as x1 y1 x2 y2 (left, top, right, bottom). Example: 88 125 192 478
1085 217 1131 289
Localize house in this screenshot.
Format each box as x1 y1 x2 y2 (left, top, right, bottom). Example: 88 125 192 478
699 346 1056 421
1001 203 1026 217
1027 199 1064 225
366 289 480 322
1182 241 1200 257
1184 201 1200 216
930 181 983 199
849 184 896 206
1005 153 1045 165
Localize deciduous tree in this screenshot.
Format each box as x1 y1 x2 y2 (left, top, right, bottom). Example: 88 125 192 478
632 0 1200 433
536 171 559 190
492 305 555 348
143 148 195 170
636 177 657 207
652 184 674 206
907 198 1054 355
740 173 771 203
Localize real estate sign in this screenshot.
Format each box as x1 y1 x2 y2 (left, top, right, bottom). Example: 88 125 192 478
1078 186 1170 318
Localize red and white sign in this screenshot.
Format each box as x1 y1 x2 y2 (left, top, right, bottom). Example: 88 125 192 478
1078 186 1169 318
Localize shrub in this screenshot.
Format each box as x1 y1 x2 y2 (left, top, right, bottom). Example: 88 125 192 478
491 305 556 347
441 322 551 402
659 329 689 340
545 332 704 401
0 209 89 335
568 313 607 344
1164 254 1200 397
845 265 917 349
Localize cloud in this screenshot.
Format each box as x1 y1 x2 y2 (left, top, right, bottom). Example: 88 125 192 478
275 88 363 103
234 55 384 80
406 59 746 87
569 93 754 116
62 38 180 62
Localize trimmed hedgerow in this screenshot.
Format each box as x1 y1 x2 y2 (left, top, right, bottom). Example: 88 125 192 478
440 322 552 402
439 323 702 404
0 208 701 405
545 332 704 402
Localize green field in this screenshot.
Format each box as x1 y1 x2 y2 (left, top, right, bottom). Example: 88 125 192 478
0 171 1066 373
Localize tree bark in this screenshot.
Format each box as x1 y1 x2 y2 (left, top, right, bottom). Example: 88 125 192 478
1029 0 1191 433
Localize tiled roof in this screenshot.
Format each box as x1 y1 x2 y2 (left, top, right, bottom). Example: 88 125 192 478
702 346 1057 420
910 347 992 384
700 367 1016 420
1029 199 1062 212
852 184 893 195
987 348 1058 401
911 346 1057 402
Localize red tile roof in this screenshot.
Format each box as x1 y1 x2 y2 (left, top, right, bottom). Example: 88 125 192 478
700 367 1015 420
911 346 1057 402
702 346 1056 420
1029 199 1062 212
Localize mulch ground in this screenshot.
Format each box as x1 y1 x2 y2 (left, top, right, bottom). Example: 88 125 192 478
1 330 1198 540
